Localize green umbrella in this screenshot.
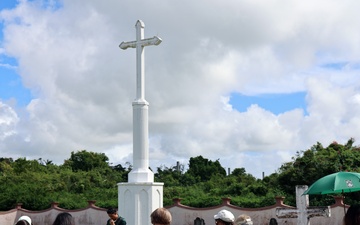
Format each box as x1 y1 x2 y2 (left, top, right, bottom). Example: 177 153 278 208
303 171 360 214
303 171 360 195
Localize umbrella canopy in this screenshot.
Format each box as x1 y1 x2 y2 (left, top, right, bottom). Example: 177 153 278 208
303 171 360 195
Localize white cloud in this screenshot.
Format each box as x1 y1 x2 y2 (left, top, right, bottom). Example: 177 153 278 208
1 0 360 178
0 102 19 140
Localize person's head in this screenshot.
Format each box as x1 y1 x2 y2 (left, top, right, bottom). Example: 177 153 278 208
52 212 75 225
16 216 32 225
214 210 235 225
150 208 172 225
344 205 360 225
269 218 278 225
107 208 119 221
15 221 30 225
235 214 253 225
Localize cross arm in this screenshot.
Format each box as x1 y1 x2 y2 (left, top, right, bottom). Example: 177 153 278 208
307 206 331 218
119 40 137 49
276 206 331 218
276 208 298 218
119 36 162 50
141 36 162 47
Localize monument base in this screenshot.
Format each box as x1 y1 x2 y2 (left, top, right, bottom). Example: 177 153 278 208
118 182 164 225
128 168 154 183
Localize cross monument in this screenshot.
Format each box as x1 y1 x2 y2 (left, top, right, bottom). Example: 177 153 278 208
117 20 164 225
119 20 162 182
276 185 331 225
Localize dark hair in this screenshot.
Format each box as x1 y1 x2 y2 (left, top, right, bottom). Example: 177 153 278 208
53 212 75 225
221 221 234 225
344 205 360 225
269 218 278 225
15 221 30 225
107 208 117 215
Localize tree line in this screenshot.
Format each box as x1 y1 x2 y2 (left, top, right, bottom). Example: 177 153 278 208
1 138 360 211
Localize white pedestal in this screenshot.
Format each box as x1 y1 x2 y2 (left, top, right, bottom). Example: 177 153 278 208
118 182 164 225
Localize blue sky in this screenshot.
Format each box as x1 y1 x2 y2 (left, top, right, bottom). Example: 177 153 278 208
0 57 32 106
229 92 307 115
0 0 32 107
0 0 17 10
1 0 360 178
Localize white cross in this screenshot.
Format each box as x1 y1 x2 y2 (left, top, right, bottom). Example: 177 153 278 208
276 185 331 225
119 20 162 183
119 20 162 101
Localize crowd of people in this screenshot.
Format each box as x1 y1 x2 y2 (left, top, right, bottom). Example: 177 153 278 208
212 205 360 225
14 207 171 225
15 212 75 225
15 205 360 225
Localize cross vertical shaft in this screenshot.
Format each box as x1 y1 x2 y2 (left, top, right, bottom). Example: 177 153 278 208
276 185 331 225
136 21 145 100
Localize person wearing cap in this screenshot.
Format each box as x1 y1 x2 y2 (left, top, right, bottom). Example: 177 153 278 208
235 214 253 225
150 207 172 225
214 209 235 225
15 215 32 225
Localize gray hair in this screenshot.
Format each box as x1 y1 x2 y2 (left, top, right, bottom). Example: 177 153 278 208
235 215 253 225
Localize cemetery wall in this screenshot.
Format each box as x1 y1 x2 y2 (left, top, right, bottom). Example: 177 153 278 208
0 197 347 225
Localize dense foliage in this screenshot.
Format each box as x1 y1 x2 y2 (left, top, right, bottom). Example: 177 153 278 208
277 138 360 206
1 138 360 211
0 150 130 210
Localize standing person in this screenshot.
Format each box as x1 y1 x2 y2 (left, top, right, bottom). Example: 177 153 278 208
52 212 75 225
106 208 126 225
235 214 253 225
344 204 360 225
15 215 32 225
150 208 172 225
214 209 235 225
269 218 278 225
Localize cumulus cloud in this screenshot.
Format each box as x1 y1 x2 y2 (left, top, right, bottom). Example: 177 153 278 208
0 102 18 140
1 0 360 177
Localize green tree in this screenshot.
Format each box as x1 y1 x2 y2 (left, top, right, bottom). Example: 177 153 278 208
3 140 360 211
277 138 360 206
155 164 183 187
64 150 110 172
185 156 226 183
